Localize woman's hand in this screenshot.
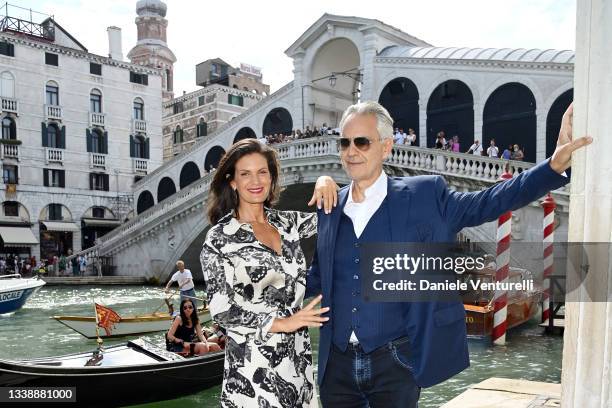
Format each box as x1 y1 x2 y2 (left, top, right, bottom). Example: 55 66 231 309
272 295 329 333
308 176 339 214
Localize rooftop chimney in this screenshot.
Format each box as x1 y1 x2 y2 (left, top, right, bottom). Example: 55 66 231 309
107 26 123 61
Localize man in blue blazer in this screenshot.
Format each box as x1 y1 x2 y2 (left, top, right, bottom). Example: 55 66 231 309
305 102 590 407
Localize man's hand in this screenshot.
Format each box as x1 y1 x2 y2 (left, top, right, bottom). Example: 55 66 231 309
308 176 339 214
550 103 593 174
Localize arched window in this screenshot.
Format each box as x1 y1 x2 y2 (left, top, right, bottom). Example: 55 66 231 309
46 81 59 106
197 118 207 137
0 71 15 98
1 116 16 140
133 97 144 120
90 89 102 113
173 125 183 144
47 123 60 148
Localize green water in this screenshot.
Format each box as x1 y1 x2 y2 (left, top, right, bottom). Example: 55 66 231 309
0 286 563 407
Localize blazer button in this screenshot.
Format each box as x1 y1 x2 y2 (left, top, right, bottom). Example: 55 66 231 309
353 275 359 280
354 258 360 264
354 242 360 248
352 308 357 313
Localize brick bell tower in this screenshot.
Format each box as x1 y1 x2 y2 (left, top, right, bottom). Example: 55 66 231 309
127 0 177 100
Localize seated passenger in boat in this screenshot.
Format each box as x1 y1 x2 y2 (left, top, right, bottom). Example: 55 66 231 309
166 299 221 355
203 322 227 349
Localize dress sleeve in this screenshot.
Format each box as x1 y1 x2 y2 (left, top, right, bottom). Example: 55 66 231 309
293 211 317 239
200 232 277 343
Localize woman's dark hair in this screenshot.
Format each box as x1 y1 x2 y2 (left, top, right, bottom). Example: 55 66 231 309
179 299 199 327
207 139 281 224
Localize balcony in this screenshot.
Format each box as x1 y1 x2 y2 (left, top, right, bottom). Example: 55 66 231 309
0 97 18 115
89 152 106 169
132 158 148 173
132 119 147 133
0 143 19 160
45 104 62 121
89 112 106 127
45 147 64 164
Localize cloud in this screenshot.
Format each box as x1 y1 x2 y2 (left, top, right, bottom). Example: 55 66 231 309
24 0 576 95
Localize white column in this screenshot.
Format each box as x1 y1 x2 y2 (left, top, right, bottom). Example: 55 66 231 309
473 101 483 142
535 107 547 162
561 0 612 406
292 51 306 130
419 100 427 147
359 33 378 102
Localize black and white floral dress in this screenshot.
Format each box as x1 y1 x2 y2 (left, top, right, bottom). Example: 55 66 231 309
200 208 317 408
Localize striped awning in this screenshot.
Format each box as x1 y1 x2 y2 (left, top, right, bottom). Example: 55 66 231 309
0 226 39 246
41 221 80 232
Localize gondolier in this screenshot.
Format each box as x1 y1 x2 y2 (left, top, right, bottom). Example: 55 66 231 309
165 260 198 307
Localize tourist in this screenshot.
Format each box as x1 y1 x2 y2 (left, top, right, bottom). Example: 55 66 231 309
59 254 67 276
502 144 512 159
512 144 525 161
166 299 221 355
487 139 499 158
451 135 461 152
79 254 87 276
407 128 417 145
467 139 483 155
71 254 79 276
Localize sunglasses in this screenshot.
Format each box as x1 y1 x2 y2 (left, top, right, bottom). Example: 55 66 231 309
183 305 193 310
338 136 376 151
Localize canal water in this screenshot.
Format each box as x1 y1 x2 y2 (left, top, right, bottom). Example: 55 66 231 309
0 286 563 407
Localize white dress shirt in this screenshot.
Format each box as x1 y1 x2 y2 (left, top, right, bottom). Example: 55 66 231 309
343 171 388 238
343 170 388 343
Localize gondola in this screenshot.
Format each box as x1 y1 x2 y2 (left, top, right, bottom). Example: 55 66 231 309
0 338 224 407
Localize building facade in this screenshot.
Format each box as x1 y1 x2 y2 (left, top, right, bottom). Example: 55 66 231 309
162 60 269 162
0 11 163 263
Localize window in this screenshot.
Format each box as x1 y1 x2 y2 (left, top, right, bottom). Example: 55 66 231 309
173 126 183 144
90 62 102 76
46 83 59 106
45 52 58 66
172 101 183 115
90 173 109 191
88 128 106 153
129 71 148 85
92 207 105 218
43 169 65 188
130 135 149 159
1 117 16 140
46 124 60 148
3 201 18 217
90 90 102 113
197 118 207 137
133 99 144 120
0 71 15 98
3 165 18 184
198 95 205 106
211 64 218 78
48 204 62 221
0 41 14 57
228 94 244 107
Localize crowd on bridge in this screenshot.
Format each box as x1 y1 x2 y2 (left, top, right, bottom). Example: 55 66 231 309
0 252 88 277
259 123 340 145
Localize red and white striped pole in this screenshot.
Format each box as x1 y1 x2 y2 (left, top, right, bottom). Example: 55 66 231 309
541 193 556 323
492 171 513 346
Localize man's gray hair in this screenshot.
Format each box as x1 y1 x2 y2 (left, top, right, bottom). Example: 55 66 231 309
338 101 395 140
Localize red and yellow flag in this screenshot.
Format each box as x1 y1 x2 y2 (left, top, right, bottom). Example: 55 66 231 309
95 303 121 336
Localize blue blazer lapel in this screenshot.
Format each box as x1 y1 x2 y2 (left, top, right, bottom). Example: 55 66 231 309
386 178 411 242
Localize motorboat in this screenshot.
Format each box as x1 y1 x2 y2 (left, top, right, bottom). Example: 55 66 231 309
0 274 46 314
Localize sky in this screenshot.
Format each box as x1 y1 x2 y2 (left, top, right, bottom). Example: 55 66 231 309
19 0 576 95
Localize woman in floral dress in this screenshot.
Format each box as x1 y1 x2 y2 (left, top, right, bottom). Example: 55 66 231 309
200 139 334 408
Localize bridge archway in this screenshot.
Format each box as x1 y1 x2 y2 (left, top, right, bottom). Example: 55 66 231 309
157 177 176 203
426 80 474 148
378 77 419 136
546 89 573 158
179 161 200 189
205 146 226 171
234 127 256 143
483 82 536 162
262 107 293 136
136 190 154 214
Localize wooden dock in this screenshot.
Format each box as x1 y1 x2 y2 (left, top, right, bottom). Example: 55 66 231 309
441 378 561 408
42 276 149 286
